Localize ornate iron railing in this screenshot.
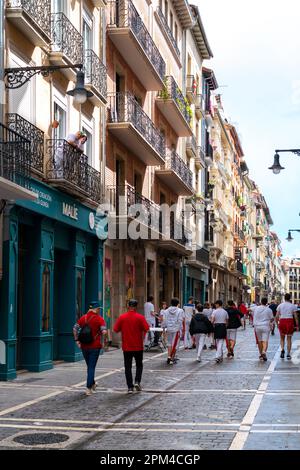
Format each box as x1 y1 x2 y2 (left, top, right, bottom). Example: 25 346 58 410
196 247 210 266
0 122 31 189
51 12 83 64
160 76 191 126
6 0 51 38
6 113 44 174
108 92 165 159
46 140 101 203
164 149 193 191
84 49 107 100
108 0 166 81
156 6 180 58
196 146 206 166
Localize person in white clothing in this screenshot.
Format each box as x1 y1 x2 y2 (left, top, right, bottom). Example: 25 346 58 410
253 298 274 361
211 300 229 363
161 298 183 364
203 302 214 349
144 295 156 347
276 293 299 359
183 297 195 349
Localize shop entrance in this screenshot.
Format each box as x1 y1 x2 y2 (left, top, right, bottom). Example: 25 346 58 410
53 248 68 360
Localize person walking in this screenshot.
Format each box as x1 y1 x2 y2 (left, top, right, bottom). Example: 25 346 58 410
183 297 195 349
211 300 229 364
203 302 214 349
226 300 242 358
73 301 107 396
253 298 274 361
189 304 213 362
113 299 149 393
268 299 278 335
144 295 156 348
238 301 248 330
161 298 183 364
276 293 299 360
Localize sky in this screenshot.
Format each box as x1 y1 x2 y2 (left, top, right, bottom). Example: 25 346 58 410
197 0 300 258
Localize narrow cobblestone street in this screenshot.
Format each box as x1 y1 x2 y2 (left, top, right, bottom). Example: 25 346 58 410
0 325 299 450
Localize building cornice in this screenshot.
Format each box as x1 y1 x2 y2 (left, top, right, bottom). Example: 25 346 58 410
190 4 213 59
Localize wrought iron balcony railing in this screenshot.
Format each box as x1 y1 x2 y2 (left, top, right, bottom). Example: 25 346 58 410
84 49 107 100
160 76 191 126
6 0 51 38
196 146 206 166
46 140 101 203
196 247 210 266
51 12 83 64
0 122 31 189
164 149 193 191
6 113 44 174
156 6 180 58
108 0 166 81
108 92 165 159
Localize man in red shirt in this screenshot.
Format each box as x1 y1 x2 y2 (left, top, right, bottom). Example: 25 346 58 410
114 299 149 393
73 301 107 396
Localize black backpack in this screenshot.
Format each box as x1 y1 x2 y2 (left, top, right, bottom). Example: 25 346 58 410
78 317 94 344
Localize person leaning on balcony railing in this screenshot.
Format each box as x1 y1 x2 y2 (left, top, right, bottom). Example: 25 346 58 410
54 131 88 176
66 131 87 154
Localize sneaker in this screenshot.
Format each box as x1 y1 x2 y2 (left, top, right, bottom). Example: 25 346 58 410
261 353 267 362
203 345 207 350
231 352 234 358
91 383 97 392
85 388 93 396
209 345 214 350
134 383 142 391
127 388 134 394
287 354 291 360
197 357 202 362
280 350 285 359
167 357 171 364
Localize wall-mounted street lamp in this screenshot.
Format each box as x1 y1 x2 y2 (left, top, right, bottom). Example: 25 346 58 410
269 149 300 175
286 229 300 242
4 64 93 105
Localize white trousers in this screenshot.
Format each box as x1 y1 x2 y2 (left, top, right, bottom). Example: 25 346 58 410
194 333 206 359
216 339 225 359
144 320 155 346
184 320 192 348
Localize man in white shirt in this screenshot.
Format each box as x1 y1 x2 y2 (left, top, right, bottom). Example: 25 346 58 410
276 293 299 359
253 298 274 361
183 297 195 349
211 300 229 363
144 295 156 347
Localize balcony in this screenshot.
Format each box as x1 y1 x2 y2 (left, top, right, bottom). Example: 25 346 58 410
186 135 197 159
0 123 36 200
46 140 101 205
84 50 107 106
156 149 194 196
49 13 83 80
91 0 107 6
195 94 204 119
234 224 246 243
195 146 206 168
158 218 193 255
107 92 166 166
186 246 210 269
5 0 51 47
156 76 192 137
186 75 197 103
205 142 213 166
6 113 44 175
236 260 247 277
108 0 166 90
155 6 180 64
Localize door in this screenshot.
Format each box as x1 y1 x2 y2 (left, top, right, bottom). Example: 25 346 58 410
53 249 67 360
53 101 66 140
83 9 93 51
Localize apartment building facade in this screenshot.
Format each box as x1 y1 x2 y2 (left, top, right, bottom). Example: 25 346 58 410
0 0 107 380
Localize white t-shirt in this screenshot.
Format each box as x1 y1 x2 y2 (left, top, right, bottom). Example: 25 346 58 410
66 133 85 152
276 302 297 319
253 306 274 328
212 308 229 324
183 304 195 322
144 302 155 323
203 308 213 319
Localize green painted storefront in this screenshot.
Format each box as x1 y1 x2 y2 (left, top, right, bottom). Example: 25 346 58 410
0 179 105 381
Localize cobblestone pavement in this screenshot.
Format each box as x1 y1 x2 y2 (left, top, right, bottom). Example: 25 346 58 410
0 324 299 450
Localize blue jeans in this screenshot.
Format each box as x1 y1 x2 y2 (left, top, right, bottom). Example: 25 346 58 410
82 348 101 389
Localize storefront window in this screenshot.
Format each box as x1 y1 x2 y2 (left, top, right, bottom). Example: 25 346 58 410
42 264 50 332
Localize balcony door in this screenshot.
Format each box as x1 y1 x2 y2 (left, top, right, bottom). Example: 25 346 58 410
8 52 35 124
53 101 66 141
52 0 66 14
83 8 93 51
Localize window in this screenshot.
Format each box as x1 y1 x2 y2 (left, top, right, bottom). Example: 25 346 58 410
83 9 93 51
52 0 66 14
164 0 168 19
170 12 173 34
174 23 178 44
42 264 51 332
81 116 94 165
53 101 66 140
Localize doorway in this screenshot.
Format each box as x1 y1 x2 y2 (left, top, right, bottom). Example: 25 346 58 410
53 249 67 360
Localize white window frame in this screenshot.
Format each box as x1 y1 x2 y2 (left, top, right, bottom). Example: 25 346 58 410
82 7 94 51
53 88 68 140
81 115 95 167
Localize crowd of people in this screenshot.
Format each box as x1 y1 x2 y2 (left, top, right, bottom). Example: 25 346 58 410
73 294 300 395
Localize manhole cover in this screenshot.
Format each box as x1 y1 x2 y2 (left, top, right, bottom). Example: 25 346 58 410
13 433 69 446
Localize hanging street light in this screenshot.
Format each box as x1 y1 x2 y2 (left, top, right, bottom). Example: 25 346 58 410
269 149 300 174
